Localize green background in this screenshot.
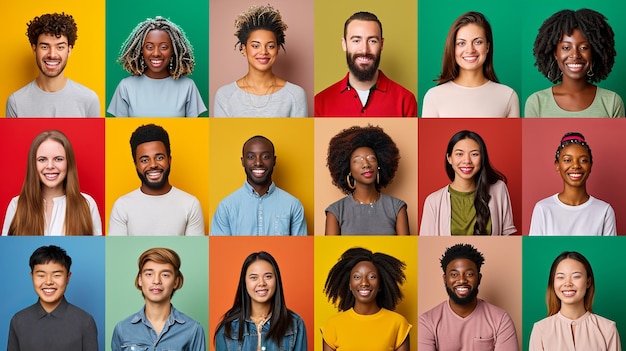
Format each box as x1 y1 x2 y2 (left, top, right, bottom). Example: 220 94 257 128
522 237 626 351
105 0 209 116
105 237 209 349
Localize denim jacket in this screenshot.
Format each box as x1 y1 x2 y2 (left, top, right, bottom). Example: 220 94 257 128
215 311 306 351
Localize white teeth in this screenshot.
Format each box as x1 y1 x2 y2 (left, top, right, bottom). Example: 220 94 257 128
562 290 576 297
252 170 265 175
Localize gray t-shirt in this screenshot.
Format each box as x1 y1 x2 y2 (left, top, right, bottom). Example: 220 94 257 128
6 79 100 117
213 81 308 117
325 193 407 235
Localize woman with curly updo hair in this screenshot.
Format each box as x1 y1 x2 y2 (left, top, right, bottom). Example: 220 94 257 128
108 17 206 117
321 247 411 351
213 4 307 117
525 9 624 117
420 130 515 235
325 125 409 235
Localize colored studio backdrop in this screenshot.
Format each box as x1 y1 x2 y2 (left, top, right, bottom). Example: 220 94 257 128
0 236 105 349
313 0 417 98
105 118 210 234
105 0 209 116
3 0 106 116
314 118 418 235
0 119 106 232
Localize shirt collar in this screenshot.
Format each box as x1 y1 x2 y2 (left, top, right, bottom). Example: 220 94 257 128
36 296 69 319
243 181 276 197
340 70 388 93
131 304 187 326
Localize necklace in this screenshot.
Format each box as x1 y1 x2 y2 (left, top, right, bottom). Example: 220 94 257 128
242 75 275 108
352 192 380 208
251 313 270 351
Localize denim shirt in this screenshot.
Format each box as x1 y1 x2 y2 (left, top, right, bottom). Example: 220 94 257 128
111 305 206 351
215 311 307 351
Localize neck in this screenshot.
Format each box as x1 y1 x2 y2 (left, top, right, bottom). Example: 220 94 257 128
352 186 380 204
557 78 593 93
141 183 172 196
144 300 172 322
39 296 63 313
42 185 65 200
245 69 275 85
251 301 272 319
449 298 478 318
558 187 589 206
559 303 587 320
353 302 381 315
248 180 271 196
348 70 379 91
454 70 488 87
36 74 67 92
450 178 476 192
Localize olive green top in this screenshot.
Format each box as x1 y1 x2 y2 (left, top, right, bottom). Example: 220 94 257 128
449 186 492 235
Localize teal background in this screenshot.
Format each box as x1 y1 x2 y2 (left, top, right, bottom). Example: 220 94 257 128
0 237 105 350
522 237 626 350
105 237 209 350
105 0 209 116
417 2 522 117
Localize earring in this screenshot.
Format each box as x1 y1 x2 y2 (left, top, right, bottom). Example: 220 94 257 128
587 63 594 77
376 167 380 185
347 174 356 190
547 59 562 82
169 57 174 72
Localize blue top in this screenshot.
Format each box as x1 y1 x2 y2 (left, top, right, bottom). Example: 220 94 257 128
211 182 307 235
111 305 206 351
214 311 307 351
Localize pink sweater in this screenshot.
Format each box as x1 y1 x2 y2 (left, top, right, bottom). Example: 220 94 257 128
529 312 621 351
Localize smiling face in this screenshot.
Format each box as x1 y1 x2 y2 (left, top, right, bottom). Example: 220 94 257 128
36 139 67 193
243 29 278 73
342 19 383 82
553 258 590 309
241 137 276 192
134 141 171 194
349 261 380 308
444 258 481 305
447 138 481 182
555 28 592 82
137 261 179 305
32 33 71 79
349 146 378 187
454 23 489 74
142 29 173 79
245 259 276 307
555 144 591 188
31 261 70 312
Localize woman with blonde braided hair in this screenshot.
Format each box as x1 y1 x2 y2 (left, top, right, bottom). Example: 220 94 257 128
108 16 207 117
213 5 307 117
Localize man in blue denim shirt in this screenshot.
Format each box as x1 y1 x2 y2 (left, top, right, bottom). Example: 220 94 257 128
211 135 307 235
111 248 205 351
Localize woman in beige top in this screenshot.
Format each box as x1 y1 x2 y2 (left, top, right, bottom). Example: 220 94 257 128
529 251 620 350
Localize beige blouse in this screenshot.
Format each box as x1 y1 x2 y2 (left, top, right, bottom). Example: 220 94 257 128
529 311 621 351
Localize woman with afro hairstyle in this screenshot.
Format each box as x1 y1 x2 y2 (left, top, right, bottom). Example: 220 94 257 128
108 17 207 117
325 125 409 235
422 11 520 117
213 5 307 117
529 132 616 235
529 251 620 350
524 9 624 117
420 130 516 235
2 130 101 235
321 247 411 351
214 251 307 351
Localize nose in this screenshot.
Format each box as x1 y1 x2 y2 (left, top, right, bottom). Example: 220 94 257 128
152 274 161 285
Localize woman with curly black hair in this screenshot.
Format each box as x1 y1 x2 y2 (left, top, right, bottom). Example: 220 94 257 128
420 130 516 235
321 247 411 351
325 125 409 235
213 5 307 117
525 8 624 117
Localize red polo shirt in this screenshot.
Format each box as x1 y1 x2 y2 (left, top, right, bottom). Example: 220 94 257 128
314 70 417 117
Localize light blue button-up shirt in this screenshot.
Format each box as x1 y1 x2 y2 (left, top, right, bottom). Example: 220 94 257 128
211 182 307 235
111 305 206 351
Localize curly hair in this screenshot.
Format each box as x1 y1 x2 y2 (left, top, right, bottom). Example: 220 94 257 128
324 247 406 312
533 8 615 83
27 13 78 46
440 243 485 273
327 125 400 194
555 132 593 163
117 16 195 79
129 124 171 161
234 5 287 52
436 11 498 84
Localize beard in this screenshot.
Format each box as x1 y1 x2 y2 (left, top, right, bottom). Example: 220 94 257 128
446 284 479 305
36 56 68 78
137 167 171 190
245 167 274 189
346 51 381 82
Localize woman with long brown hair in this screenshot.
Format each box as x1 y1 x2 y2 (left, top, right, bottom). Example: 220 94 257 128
1 130 101 235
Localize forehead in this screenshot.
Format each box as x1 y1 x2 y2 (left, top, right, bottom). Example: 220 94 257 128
346 20 381 38
561 28 588 42
453 138 480 150
446 258 478 272
247 29 277 43
560 143 589 156
145 29 172 44
33 261 67 273
37 139 65 155
351 146 375 156
246 259 274 274
456 23 485 39
142 260 175 272
243 138 274 154
37 33 68 45
136 140 167 155
351 260 378 274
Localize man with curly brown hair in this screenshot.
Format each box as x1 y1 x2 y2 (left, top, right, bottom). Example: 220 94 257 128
6 13 100 117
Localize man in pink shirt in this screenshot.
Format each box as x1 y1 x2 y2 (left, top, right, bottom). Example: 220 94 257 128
418 243 519 351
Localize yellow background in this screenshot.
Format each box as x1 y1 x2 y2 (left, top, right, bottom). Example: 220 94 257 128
3 0 106 116
105 118 210 234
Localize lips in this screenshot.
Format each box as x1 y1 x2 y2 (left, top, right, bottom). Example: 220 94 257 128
256 288 269 297
568 173 583 180
566 63 585 72
42 288 57 296
562 290 576 297
361 171 374 178
44 173 59 180
459 166 474 174
463 55 479 63
150 59 164 68
251 169 266 177
145 170 163 180
256 58 270 64
454 285 471 296
357 289 373 297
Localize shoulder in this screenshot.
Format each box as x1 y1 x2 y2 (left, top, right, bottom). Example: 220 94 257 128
10 81 37 97
419 301 448 321
596 87 621 99
379 71 415 95
588 196 612 209
273 186 301 202
588 313 617 329
326 196 349 210
380 193 406 206
477 299 510 317
489 180 510 193
65 301 96 321
486 81 516 93
527 87 553 101
215 81 238 96
282 82 307 98
66 79 98 96
316 74 348 98
425 185 449 201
